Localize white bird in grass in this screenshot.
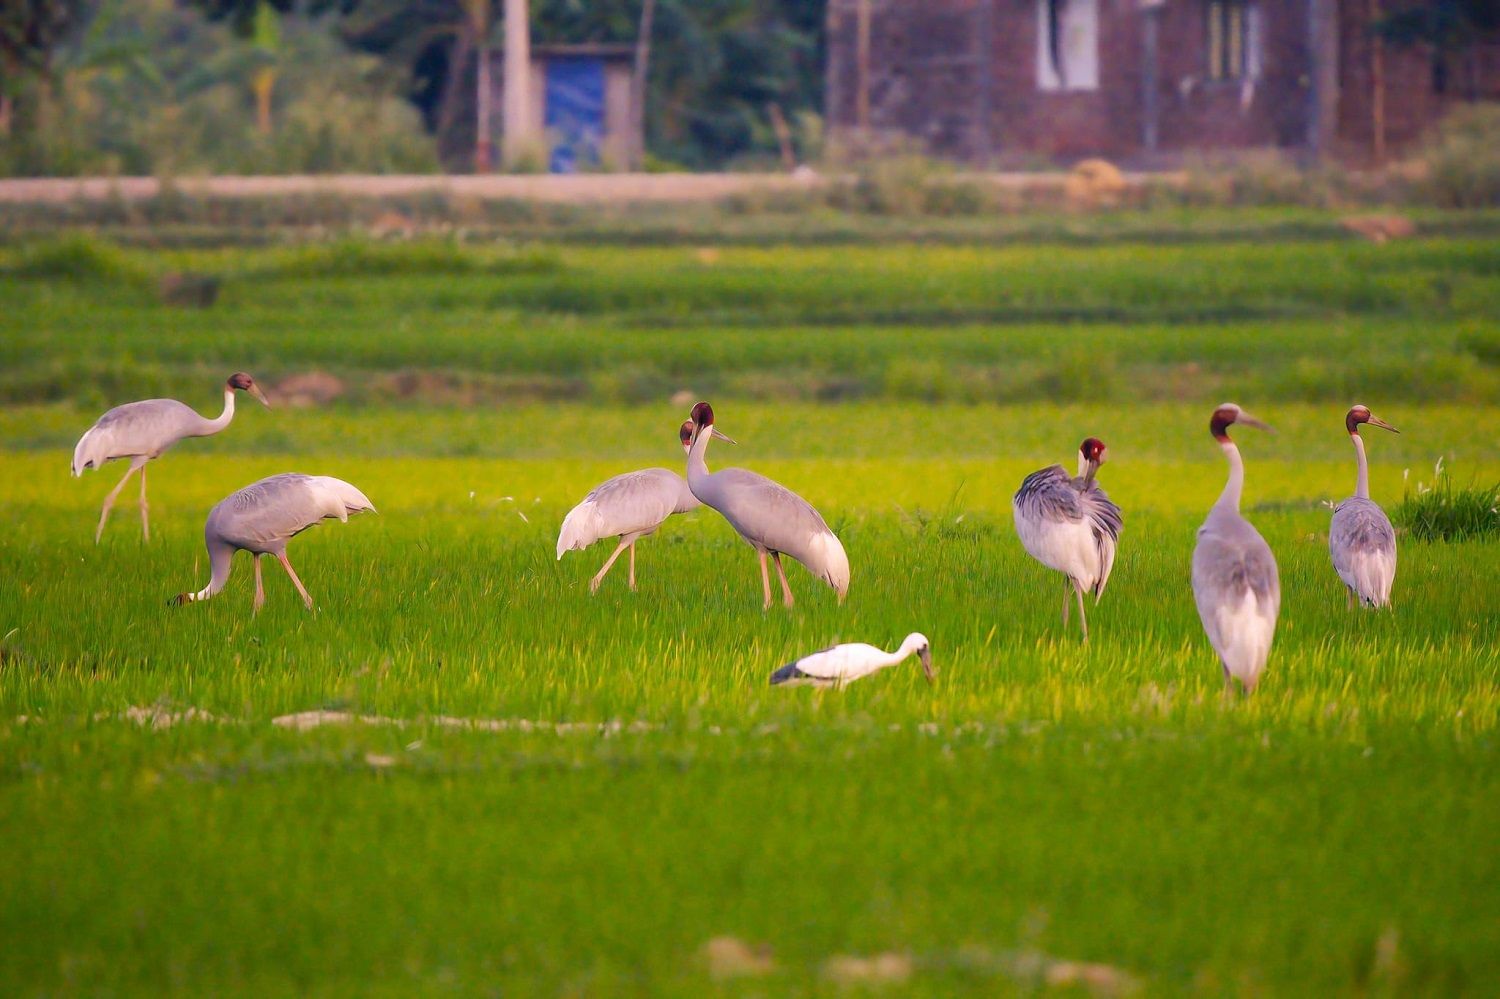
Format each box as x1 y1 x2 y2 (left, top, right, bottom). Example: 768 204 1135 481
1192 403 1280 693
172 473 374 615
770 633 934 687
686 401 850 609
1013 437 1123 641
1330 405 1400 609
557 420 700 592
73 372 271 543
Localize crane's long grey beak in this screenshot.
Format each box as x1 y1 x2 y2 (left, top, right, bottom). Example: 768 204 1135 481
249 383 271 408
1238 413 1274 433
711 428 736 444
1368 415 1400 434
1082 460 1100 490
918 646 935 684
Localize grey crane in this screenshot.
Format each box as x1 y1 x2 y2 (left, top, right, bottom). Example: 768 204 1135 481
1013 437 1123 641
557 420 700 592
770 633 934 687
686 401 850 609
72 372 271 543
172 473 375 615
1192 403 1280 693
1330 405 1400 609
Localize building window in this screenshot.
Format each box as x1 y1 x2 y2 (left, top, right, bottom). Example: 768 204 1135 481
1207 0 1248 80
1037 0 1099 92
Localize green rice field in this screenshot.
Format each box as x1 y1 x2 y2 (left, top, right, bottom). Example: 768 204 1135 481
2 235 1498 995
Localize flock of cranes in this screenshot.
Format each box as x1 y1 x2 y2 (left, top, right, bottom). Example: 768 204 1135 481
71 373 1402 691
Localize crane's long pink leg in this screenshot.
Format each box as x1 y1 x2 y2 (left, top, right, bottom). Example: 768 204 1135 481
759 550 773 610
1061 576 1070 627
276 552 315 611
772 552 795 609
95 460 142 543
628 543 637 591
253 555 265 615
1074 581 1089 642
138 464 150 543
590 539 629 593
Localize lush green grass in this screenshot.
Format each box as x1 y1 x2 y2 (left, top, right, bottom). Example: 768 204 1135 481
3 235 1498 994
3 401 1498 996
4 238 1500 408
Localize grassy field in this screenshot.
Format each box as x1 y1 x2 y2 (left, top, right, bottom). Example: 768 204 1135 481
3 236 1499 995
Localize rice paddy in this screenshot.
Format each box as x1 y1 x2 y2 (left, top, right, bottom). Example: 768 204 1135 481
2 238 1498 995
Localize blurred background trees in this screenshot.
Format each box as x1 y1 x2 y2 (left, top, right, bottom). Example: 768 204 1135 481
0 0 828 175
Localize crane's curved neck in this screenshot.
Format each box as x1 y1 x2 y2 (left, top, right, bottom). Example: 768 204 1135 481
197 388 236 437
1351 432 1370 499
1214 438 1245 513
184 539 234 603
686 427 714 490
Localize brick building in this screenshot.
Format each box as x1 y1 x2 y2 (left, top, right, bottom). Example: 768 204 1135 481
824 0 1500 163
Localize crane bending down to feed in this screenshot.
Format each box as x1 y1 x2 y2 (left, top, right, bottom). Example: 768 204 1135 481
1192 403 1280 693
770 633 934 687
686 401 849 609
1330 405 1400 609
172 473 374 615
557 421 700 592
1012 437 1123 641
73 372 271 543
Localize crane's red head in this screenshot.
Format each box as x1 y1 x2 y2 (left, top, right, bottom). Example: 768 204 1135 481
1080 438 1107 465
691 401 715 428
227 372 271 407
1345 404 1399 436
1210 402 1271 441
679 420 695 449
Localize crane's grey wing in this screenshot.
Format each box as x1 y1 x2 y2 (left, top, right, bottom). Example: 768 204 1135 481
72 399 203 473
1013 466 1084 524
209 473 373 551
708 468 834 549
1192 519 1281 679
556 468 685 557
1077 481 1123 597
1329 498 1396 572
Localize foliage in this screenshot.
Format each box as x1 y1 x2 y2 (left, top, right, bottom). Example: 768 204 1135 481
0 0 438 177
1421 103 1500 208
1394 457 1500 541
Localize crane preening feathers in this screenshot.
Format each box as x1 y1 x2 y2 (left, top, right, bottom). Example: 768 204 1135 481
686 401 850 609
1013 437 1123 641
771 633 934 687
557 421 700 592
172 473 375 615
73 372 271 543
1330 405 1400 609
1192 404 1280 693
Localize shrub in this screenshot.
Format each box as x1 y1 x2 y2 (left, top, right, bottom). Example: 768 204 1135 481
1422 104 1500 209
1393 457 1500 541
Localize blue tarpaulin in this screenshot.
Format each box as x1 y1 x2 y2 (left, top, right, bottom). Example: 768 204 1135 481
544 59 606 174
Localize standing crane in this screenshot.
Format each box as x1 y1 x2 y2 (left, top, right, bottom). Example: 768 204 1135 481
770 633 934 687
557 420 700 592
172 473 375 615
72 372 271 543
686 401 849 609
1012 437 1123 641
1330 405 1400 609
1192 403 1279 693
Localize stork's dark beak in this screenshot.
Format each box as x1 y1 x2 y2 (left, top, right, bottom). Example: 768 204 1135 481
711 428 736 444
249 383 271 408
918 646 935 684
1367 415 1400 434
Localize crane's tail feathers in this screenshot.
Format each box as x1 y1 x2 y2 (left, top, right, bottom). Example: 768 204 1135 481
306 476 376 519
556 501 601 559
72 427 103 477
809 531 850 601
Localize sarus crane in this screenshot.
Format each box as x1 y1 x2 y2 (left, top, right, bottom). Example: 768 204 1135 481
73 372 271 542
